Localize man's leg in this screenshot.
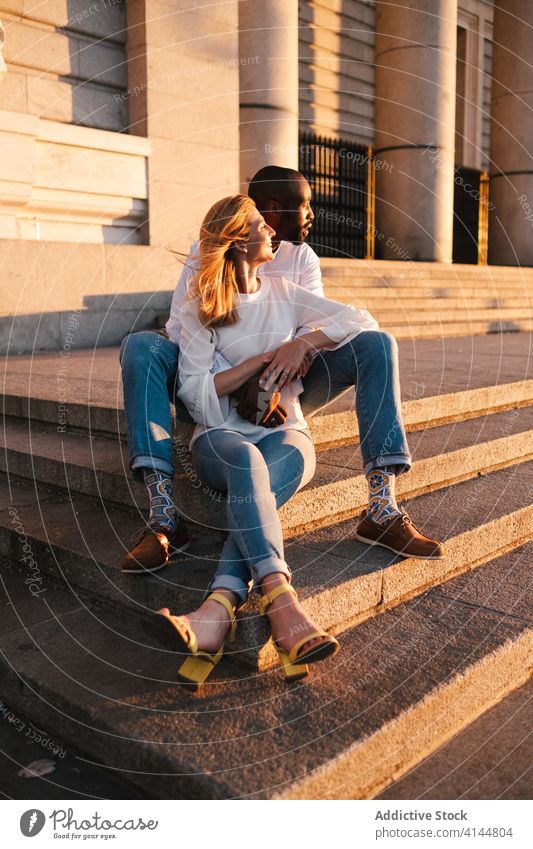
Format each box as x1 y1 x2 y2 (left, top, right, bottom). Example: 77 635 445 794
119 331 190 572
300 331 443 558
120 330 179 479
300 330 410 473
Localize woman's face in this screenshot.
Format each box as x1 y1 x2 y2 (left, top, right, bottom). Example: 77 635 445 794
244 208 276 264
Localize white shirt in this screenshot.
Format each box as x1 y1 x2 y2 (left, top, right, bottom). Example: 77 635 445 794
177 273 379 447
166 239 325 372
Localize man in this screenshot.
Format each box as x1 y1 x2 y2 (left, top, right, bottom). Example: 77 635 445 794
119 165 443 572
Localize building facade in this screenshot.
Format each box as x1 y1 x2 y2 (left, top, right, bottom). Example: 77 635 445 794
0 0 531 351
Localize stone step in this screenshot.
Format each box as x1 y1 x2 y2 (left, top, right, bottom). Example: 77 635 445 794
323 271 533 287
344 307 533 322
324 277 533 294
2 459 532 673
376 676 533 800
310 380 533 450
2 336 531 443
326 277 532 288
319 259 533 279
325 290 533 309
0 541 530 799
385 319 533 339
3 373 532 453
1 406 532 535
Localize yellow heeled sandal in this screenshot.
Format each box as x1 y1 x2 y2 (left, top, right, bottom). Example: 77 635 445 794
156 593 237 691
260 583 340 681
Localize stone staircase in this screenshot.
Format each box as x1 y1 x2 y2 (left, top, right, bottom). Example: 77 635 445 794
321 260 533 338
0 328 532 798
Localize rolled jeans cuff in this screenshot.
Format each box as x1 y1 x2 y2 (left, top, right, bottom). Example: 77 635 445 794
131 454 175 482
364 453 412 478
252 557 291 590
208 574 250 606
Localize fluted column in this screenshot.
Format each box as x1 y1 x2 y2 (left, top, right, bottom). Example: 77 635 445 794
239 0 299 184
488 1 533 266
125 0 241 248
374 0 457 261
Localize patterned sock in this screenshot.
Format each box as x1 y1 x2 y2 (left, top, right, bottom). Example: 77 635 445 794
143 470 178 534
366 467 401 525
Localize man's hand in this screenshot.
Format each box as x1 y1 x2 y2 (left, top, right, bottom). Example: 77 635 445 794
296 350 314 378
235 378 261 423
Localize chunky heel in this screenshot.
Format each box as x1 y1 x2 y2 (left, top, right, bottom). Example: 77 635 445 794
177 649 223 691
276 649 309 681
260 583 339 681
153 592 237 690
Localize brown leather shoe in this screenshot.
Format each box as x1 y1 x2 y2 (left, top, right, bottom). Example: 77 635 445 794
121 523 191 573
355 511 445 560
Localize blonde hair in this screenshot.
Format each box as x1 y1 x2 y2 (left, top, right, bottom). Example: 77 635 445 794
189 194 257 328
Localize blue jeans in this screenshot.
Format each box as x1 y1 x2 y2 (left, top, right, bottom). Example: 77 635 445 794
119 328 411 481
300 330 411 475
192 429 316 604
119 331 191 482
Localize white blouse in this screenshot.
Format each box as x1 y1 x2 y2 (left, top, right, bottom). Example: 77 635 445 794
177 274 379 447
166 239 324 354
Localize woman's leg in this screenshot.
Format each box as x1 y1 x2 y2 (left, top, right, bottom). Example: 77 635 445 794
176 429 327 656
192 430 292 592
160 430 284 652
203 428 316 602
194 429 315 584
254 431 335 658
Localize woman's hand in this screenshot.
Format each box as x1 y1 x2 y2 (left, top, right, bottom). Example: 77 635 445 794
214 350 276 397
258 339 308 391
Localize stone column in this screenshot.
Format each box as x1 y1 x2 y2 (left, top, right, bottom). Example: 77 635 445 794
239 0 299 185
125 0 241 248
374 0 457 262
489 1 533 266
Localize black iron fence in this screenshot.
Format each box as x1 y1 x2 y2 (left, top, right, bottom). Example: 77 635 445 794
299 131 489 264
299 131 374 259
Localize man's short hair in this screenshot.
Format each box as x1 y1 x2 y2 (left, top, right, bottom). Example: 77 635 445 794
248 165 305 210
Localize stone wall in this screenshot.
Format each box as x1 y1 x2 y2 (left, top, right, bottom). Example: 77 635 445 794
0 110 149 242
299 0 375 145
0 0 128 131
0 240 176 354
298 0 494 172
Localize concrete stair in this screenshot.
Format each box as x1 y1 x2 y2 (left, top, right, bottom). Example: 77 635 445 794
0 332 532 799
376 676 533 800
320 260 533 339
1 405 532 535
1 543 531 799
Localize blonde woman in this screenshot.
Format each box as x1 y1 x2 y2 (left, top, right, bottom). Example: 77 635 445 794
153 195 377 688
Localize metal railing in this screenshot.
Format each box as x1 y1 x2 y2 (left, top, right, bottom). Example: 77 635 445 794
300 132 489 264
299 132 373 259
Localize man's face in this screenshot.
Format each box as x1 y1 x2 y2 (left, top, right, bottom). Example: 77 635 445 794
264 177 315 244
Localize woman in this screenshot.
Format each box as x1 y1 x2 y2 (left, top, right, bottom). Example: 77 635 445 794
153 194 377 689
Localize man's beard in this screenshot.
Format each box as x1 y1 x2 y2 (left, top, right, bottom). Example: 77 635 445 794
289 225 309 244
